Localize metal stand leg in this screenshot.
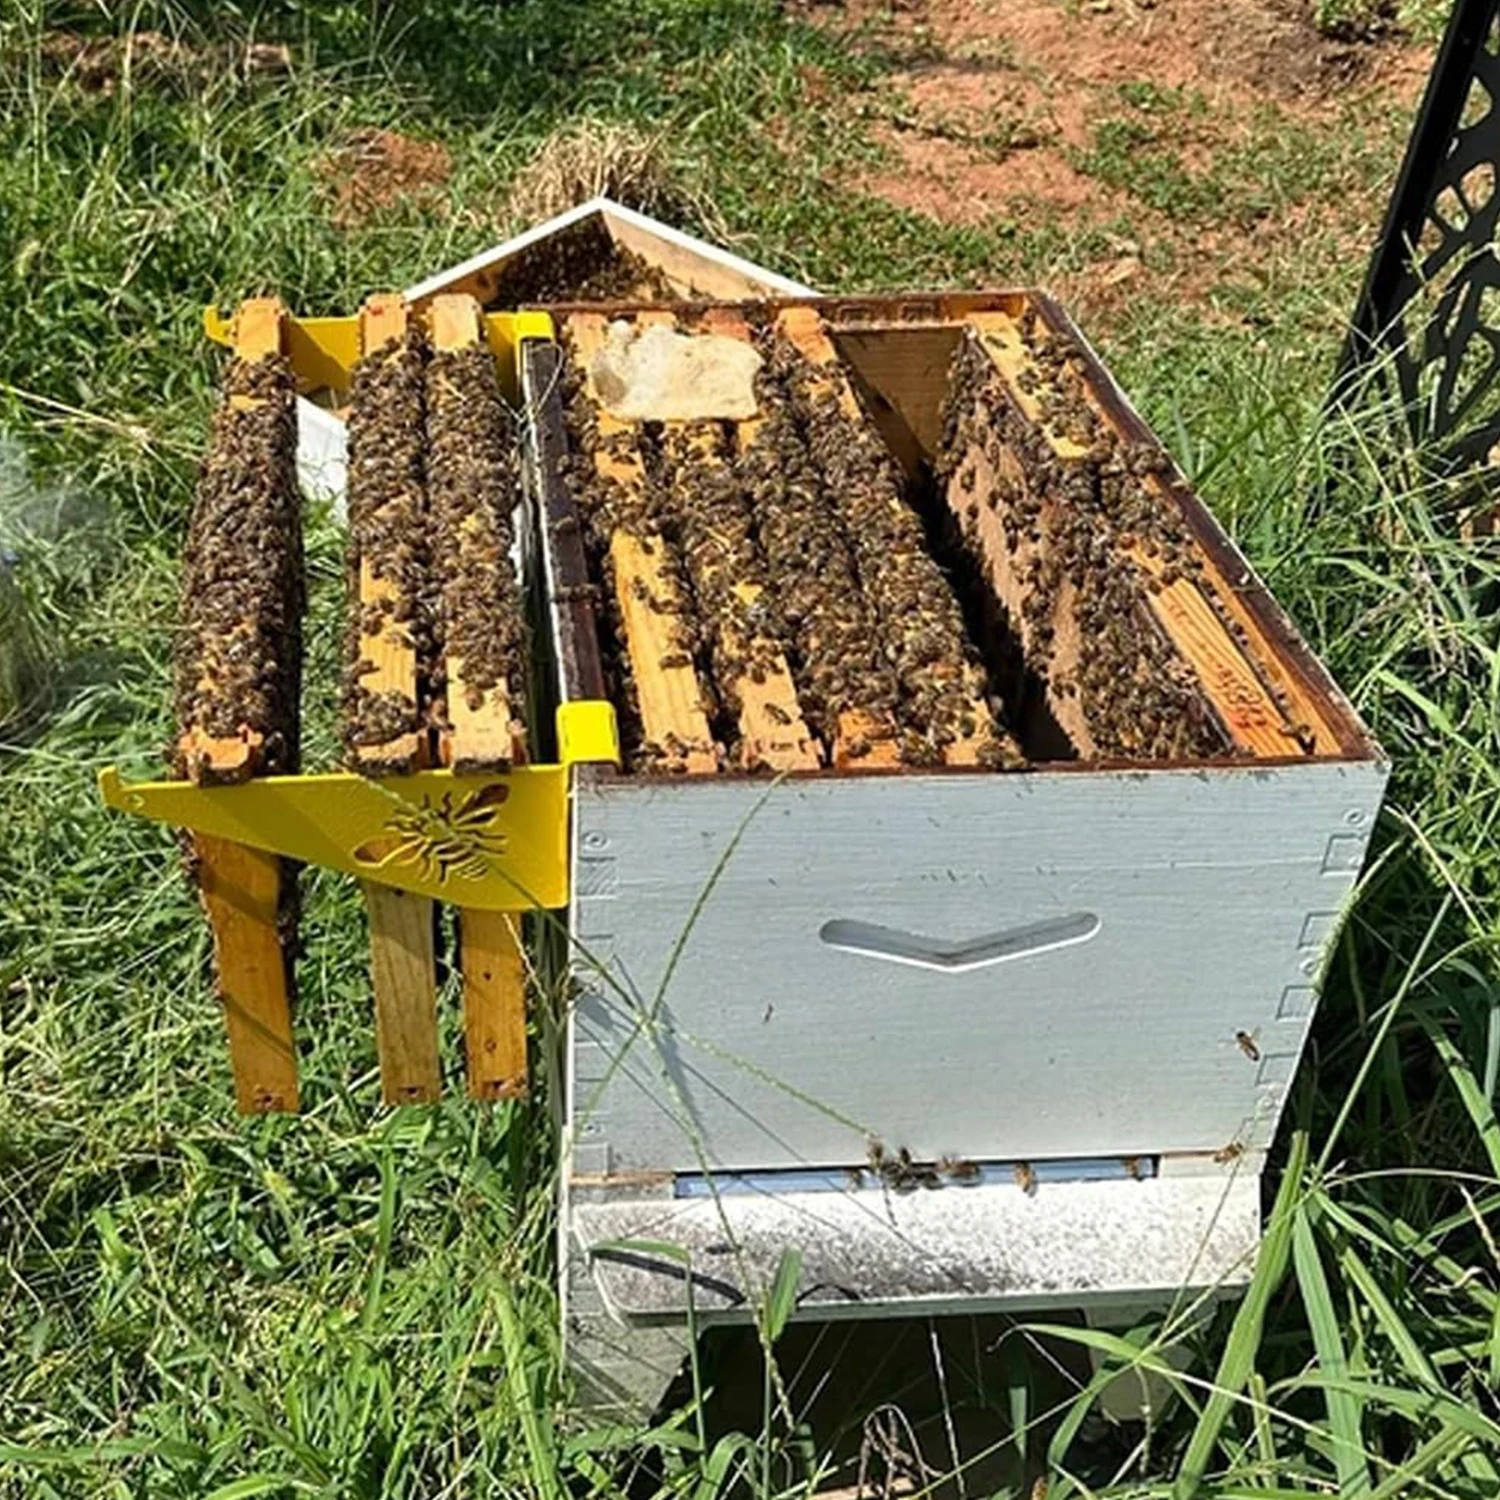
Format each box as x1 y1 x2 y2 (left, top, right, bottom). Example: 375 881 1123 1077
1333 0 1500 475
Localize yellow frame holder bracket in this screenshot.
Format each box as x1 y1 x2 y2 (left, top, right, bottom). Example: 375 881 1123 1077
203 303 555 401
99 701 620 912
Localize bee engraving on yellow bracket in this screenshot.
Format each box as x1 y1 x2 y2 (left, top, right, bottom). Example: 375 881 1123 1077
375 784 510 886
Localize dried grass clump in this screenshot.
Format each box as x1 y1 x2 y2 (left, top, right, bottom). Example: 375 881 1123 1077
504 121 724 238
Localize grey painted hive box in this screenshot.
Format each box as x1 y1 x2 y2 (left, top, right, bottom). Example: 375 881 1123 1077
519 291 1388 1421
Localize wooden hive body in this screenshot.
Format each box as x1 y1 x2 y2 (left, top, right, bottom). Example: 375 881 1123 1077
525 294 1386 1177
562 760 1382 1175
518 294 1387 1419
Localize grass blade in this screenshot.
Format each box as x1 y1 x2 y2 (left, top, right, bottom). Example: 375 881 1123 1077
1173 1130 1308 1498
1331 1226 1499 1494
495 1280 562 1500
1290 1208 1369 1495
1333 1238 1435 1385
1363 1426 1471 1500
1280 1375 1500 1446
1001 1326 1031 1465
203 1480 301 1500
1027 1322 1199 1413
1247 1370 1277 1487
1420 1015 1500 1177
762 1247 802 1345
693 1432 756 1500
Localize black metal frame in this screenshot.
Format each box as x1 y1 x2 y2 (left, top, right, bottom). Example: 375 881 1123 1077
1334 0 1500 472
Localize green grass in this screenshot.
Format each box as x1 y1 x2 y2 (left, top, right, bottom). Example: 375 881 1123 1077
3 0 1499 1495
1313 0 1455 41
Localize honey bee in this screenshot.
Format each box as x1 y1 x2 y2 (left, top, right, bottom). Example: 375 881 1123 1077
1214 1141 1245 1165
1013 1161 1037 1195
864 1137 944 1192
1277 720 1317 753
937 1155 981 1184
1236 1030 1261 1062
1122 1156 1142 1181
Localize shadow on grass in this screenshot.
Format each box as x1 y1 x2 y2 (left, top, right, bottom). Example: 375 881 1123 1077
666 1314 1097 1498
71 0 837 126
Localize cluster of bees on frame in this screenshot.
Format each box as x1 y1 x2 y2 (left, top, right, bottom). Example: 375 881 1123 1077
488 219 678 307
427 344 527 754
785 339 1022 767
342 324 525 771
558 318 1023 772
935 316 1232 761
660 420 797 726
175 352 303 782
737 345 902 752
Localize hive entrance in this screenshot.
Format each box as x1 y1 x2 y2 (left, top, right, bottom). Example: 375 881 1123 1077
552 299 1345 776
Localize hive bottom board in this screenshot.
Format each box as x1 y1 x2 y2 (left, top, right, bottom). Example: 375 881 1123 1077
561 1168 1259 1423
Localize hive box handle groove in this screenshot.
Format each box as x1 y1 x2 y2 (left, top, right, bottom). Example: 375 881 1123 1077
818 913 1100 973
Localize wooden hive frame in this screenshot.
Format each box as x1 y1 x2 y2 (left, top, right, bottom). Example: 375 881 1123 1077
162 293 549 1113
346 293 443 1105
429 293 530 1103
536 292 1365 781
181 295 301 1114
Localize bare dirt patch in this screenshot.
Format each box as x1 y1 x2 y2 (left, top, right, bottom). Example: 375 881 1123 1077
318 128 453 229
799 0 1425 104
796 0 1434 323
865 127 1106 225
36 29 290 94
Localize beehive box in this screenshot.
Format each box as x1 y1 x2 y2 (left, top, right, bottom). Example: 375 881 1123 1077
405 196 816 308
520 293 1387 1408
294 199 814 500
